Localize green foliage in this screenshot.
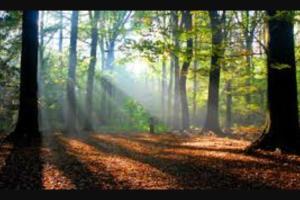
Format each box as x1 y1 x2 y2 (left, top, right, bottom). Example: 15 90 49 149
2 10 300 134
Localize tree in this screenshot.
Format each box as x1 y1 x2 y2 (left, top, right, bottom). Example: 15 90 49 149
171 11 181 130
192 34 199 126
10 11 39 140
179 10 193 130
58 11 63 64
202 11 226 135
247 11 300 153
225 80 232 129
99 11 132 123
84 11 99 131
66 11 79 134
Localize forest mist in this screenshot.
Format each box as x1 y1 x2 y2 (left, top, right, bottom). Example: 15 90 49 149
2 10 293 136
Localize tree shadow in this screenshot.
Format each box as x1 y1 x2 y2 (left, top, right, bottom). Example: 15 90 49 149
124 134 300 162
47 135 128 189
81 135 278 189
0 136 43 189
116 135 300 174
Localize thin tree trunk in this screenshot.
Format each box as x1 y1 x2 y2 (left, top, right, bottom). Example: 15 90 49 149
244 11 253 105
161 58 166 123
202 11 225 135
84 11 99 131
58 11 64 127
192 59 198 126
38 11 51 133
225 79 232 130
167 58 174 127
59 11 63 55
179 11 193 130
66 11 79 134
171 11 181 130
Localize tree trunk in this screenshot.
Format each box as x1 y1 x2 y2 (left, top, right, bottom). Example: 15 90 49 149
192 53 198 126
161 58 167 123
179 11 193 130
84 11 99 131
225 79 232 130
59 11 63 55
247 11 300 153
202 11 225 135
58 11 64 127
167 58 174 127
66 11 79 134
244 11 253 105
171 11 181 130
37 11 51 133
11 11 39 140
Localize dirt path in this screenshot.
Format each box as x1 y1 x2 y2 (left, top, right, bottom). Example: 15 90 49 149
1 132 300 189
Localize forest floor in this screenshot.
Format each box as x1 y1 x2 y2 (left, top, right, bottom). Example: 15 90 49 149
1 128 300 189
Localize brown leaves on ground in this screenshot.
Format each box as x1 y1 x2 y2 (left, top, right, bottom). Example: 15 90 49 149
0 131 300 189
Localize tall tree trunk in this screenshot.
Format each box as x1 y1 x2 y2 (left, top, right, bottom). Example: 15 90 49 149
84 11 99 131
179 11 193 130
167 58 174 127
99 37 105 70
192 60 198 126
58 11 64 127
66 11 79 134
38 11 50 132
244 11 253 105
161 58 167 123
202 11 225 135
171 11 181 130
59 11 63 55
225 79 232 130
247 11 300 153
11 11 39 140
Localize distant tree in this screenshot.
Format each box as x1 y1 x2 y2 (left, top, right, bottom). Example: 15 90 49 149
179 10 193 130
10 11 39 140
58 11 63 64
247 11 300 153
202 11 226 135
66 11 79 134
84 11 99 131
171 11 181 130
225 80 232 129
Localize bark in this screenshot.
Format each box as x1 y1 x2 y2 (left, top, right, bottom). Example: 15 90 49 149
99 37 105 70
59 11 63 54
192 35 199 126
247 11 300 153
171 11 181 130
167 58 174 126
179 11 193 130
244 11 255 105
84 11 99 131
202 11 225 135
225 80 232 130
58 11 64 126
11 11 39 140
66 11 79 134
37 11 51 132
161 58 167 123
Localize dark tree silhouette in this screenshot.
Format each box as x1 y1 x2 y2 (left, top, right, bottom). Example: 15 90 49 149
179 10 193 130
247 11 300 153
225 80 232 130
171 11 181 130
10 11 39 141
66 11 79 134
202 11 226 135
84 11 100 131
